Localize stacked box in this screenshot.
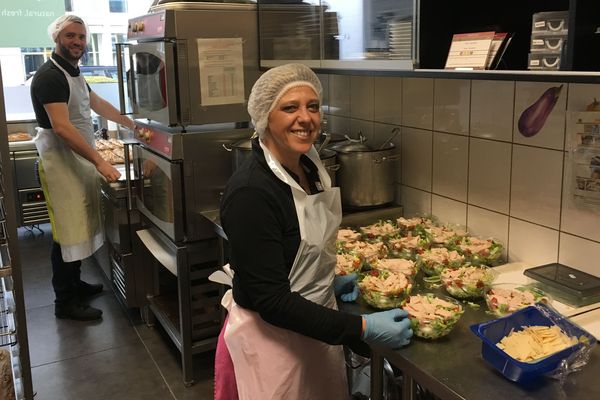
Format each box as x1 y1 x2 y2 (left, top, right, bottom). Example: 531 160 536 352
528 11 569 71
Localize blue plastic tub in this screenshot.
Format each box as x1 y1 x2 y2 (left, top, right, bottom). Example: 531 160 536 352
470 303 596 383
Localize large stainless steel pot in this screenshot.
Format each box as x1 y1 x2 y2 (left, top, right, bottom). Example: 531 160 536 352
225 138 341 187
334 135 399 208
318 148 339 186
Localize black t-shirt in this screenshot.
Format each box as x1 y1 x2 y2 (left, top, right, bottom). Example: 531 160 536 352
30 52 91 129
220 138 363 347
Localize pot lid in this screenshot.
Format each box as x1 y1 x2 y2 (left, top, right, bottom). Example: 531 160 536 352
331 133 373 152
315 132 346 144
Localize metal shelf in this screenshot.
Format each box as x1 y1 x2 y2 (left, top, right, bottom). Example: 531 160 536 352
0 63 35 399
0 284 17 347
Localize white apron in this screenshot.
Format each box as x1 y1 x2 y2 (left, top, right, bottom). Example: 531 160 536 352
222 141 348 400
34 58 103 262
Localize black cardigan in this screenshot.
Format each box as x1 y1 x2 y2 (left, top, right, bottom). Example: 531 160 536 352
220 138 363 347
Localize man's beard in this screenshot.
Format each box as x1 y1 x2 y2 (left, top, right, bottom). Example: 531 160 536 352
58 42 86 63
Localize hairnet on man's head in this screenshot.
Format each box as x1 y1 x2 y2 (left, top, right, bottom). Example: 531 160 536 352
247 63 323 137
47 14 88 42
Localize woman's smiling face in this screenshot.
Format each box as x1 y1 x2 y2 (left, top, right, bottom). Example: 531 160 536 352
264 85 321 165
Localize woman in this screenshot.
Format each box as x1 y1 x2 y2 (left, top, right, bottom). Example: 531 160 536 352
215 63 412 400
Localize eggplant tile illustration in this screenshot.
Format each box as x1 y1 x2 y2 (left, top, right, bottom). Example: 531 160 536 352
518 85 563 137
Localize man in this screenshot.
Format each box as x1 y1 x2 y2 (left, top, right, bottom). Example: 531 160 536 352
30 14 135 321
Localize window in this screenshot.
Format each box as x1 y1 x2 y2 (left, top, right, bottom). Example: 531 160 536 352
109 0 128 13
111 33 127 65
22 47 52 80
82 33 101 66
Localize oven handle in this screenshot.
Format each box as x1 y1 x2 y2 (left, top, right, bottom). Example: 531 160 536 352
124 141 138 211
116 42 134 116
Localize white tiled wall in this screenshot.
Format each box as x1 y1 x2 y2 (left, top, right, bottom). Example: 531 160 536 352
510 145 563 229
468 138 511 214
433 79 470 135
401 127 432 191
322 73 600 276
470 80 514 142
432 132 468 201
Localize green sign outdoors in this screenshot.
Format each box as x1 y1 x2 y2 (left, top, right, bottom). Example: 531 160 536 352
0 0 65 48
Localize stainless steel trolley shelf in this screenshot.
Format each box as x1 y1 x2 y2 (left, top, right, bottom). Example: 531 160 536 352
1 65 35 399
0 284 17 347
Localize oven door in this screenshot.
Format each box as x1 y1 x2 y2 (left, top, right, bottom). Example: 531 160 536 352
133 145 184 242
126 41 178 126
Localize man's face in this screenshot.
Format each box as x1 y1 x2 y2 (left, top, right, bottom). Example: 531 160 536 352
55 22 87 63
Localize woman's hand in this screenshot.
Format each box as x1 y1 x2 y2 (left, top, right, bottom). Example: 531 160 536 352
361 309 413 349
333 273 359 302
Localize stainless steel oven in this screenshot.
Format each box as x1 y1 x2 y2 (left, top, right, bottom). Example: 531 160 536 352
130 120 253 244
117 2 259 128
120 2 258 385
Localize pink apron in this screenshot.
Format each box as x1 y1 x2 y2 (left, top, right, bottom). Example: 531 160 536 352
221 141 348 400
214 315 238 400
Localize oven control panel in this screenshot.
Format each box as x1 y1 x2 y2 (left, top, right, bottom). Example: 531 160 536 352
135 126 174 159
128 11 167 41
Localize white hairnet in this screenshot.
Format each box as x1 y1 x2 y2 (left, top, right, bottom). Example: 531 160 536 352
47 14 88 42
247 63 323 137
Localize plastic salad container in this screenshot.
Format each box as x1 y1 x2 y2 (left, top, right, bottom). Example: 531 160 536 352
358 269 413 309
485 283 550 317
372 258 418 278
386 235 431 260
340 240 388 264
336 228 362 253
441 265 496 299
395 216 436 237
416 247 465 276
359 220 400 242
402 293 464 339
335 252 363 276
425 225 468 247
448 236 504 266
470 303 596 383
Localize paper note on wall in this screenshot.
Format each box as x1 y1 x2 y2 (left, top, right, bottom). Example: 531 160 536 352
197 38 245 106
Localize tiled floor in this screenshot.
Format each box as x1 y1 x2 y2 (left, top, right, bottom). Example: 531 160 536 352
17 224 214 400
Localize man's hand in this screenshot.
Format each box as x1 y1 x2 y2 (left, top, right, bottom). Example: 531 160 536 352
97 160 121 182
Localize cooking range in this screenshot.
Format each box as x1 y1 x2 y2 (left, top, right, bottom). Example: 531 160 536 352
130 120 253 385
100 163 146 308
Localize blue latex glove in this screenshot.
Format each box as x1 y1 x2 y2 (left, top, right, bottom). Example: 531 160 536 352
333 273 359 302
361 309 413 349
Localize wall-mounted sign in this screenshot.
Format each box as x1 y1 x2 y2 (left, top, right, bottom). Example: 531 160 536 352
0 0 64 48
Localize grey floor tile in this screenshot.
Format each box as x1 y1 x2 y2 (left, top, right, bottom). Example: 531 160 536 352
22 247 110 311
27 293 140 367
19 223 216 398
31 342 175 400
134 324 215 399
16 225 53 270
21 264 55 309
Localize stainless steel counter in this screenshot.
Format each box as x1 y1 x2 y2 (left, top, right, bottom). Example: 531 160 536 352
341 284 600 400
199 204 405 242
